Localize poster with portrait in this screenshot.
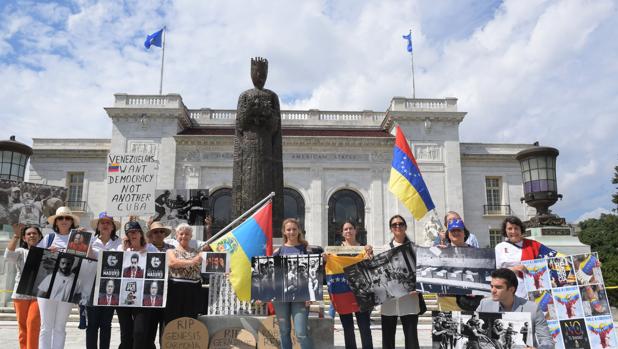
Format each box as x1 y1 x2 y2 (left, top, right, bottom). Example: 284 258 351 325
66 229 93 256
431 310 532 349
415 246 495 296
343 243 417 311
251 254 323 302
16 247 97 305
0 179 67 226
94 251 168 307
521 259 551 292
523 252 613 349
201 252 229 274
153 189 209 227
208 274 267 316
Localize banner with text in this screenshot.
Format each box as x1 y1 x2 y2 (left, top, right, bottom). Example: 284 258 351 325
106 153 157 217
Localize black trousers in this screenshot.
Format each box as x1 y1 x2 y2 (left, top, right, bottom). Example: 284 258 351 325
86 306 115 349
116 307 157 349
164 279 202 323
339 310 373 349
381 314 419 349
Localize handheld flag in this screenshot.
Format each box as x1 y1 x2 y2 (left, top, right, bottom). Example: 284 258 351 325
388 125 435 220
144 28 164 49
210 200 273 301
402 30 413 53
325 253 365 314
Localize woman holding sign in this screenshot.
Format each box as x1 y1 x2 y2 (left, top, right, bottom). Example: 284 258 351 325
273 218 314 349
115 220 158 349
165 223 203 323
86 212 122 349
5 223 43 349
36 206 81 349
380 215 425 349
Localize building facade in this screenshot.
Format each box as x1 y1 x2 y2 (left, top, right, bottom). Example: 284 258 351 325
27 94 535 248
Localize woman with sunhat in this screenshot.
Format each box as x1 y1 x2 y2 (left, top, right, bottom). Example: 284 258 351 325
115 219 158 349
36 206 81 349
85 212 121 349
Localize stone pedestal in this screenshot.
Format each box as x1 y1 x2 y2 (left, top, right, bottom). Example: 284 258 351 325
526 226 590 255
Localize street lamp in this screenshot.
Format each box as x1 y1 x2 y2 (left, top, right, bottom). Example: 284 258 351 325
0 136 32 182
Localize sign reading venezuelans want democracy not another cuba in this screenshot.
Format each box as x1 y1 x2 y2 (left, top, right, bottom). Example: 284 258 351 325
106 153 158 217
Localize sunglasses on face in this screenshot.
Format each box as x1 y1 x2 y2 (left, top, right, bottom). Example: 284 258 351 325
390 222 406 228
152 230 166 235
56 216 73 221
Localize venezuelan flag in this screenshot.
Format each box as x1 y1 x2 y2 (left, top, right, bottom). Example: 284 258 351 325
210 200 273 301
388 125 435 220
325 253 365 314
108 162 120 172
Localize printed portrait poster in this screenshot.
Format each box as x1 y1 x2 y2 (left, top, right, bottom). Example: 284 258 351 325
106 152 158 217
201 252 229 274
94 251 168 307
548 256 577 288
72 258 98 306
586 315 618 349
528 290 557 320
572 253 603 286
522 259 551 292
548 320 565 349
153 189 209 227
66 229 93 256
580 284 611 317
251 256 280 302
560 318 590 349
553 286 585 320
0 179 67 226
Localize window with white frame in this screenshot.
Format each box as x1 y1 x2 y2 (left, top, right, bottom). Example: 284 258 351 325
489 229 503 248
67 172 84 203
485 177 502 214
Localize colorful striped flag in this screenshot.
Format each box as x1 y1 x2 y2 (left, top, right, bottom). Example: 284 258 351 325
108 162 120 172
388 125 435 220
325 253 365 314
210 200 273 301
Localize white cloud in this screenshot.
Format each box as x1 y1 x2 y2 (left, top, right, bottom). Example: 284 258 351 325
574 207 614 223
0 0 616 221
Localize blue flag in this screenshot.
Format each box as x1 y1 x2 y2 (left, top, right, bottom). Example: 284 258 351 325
402 31 412 53
144 28 164 49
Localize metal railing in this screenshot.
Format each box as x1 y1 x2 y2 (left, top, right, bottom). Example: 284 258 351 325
67 201 87 212
483 204 512 216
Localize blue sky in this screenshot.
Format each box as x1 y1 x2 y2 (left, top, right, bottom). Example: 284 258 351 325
1 0 616 222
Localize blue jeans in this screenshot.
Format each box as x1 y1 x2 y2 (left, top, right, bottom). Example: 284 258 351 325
273 302 313 349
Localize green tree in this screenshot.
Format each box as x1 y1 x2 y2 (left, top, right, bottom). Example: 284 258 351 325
578 213 618 306
613 165 618 212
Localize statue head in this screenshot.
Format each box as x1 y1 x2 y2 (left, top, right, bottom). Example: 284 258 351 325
251 57 268 89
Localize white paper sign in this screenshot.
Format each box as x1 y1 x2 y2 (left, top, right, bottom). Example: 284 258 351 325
106 153 158 217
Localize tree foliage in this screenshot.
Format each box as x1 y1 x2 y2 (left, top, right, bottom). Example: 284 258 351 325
578 213 618 306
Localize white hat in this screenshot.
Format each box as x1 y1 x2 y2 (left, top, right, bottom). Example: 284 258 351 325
47 206 80 226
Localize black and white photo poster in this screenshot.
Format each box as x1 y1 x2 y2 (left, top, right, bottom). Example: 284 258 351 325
0 179 67 226
416 246 495 296
343 243 417 311
94 251 168 307
251 254 323 302
522 252 617 349
16 247 97 305
201 252 229 274
208 274 267 316
432 311 533 349
153 189 209 226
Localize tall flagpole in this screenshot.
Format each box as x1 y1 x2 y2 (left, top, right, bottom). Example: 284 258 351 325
409 29 416 99
159 27 166 95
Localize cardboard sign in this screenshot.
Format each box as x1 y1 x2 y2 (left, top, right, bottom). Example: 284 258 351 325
257 316 300 349
209 328 256 349
106 153 158 217
162 317 209 349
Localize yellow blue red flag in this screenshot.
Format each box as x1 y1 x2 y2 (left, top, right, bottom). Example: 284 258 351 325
210 200 273 301
388 125 435 220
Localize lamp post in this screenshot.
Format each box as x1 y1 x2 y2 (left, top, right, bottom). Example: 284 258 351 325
0 135 32 182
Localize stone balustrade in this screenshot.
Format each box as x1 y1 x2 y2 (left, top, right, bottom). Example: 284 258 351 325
390 97 458 112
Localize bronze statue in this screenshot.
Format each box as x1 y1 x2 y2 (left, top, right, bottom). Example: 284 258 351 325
232 57 284 236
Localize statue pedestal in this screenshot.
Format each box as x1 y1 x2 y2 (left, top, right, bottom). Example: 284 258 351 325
525 226 590 255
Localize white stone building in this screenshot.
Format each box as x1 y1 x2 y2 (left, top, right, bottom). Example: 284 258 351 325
27 94 535 248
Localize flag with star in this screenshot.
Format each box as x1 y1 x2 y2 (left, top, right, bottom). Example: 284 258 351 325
388 125 435 220
325 253 365 314
210 200 273 301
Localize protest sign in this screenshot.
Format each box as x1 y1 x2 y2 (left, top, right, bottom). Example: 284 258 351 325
17 247 97 305
210 328 256 349
0 179 66 226
323 245 365 255
66 229 93 257
106 153 157 217
343 243 417 311
523 252 617 349
94 250 168 308
251 254 323 302
153 189 209 226
201 252 229 274
162 317 209 349
432 311 533 348
416 246 495 296
208 274 267 316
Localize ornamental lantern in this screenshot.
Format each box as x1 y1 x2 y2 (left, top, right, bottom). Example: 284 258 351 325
0 136 32 182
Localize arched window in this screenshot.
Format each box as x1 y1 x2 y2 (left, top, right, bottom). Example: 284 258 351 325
209 188 231 238
327 189 366 246
283 187 305 230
